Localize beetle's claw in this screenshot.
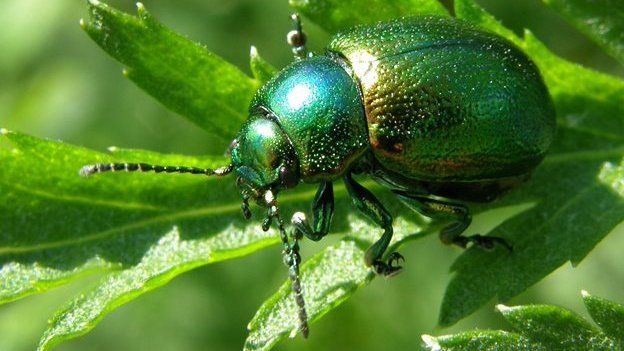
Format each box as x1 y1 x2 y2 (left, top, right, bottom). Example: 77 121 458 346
388 251 405 266
372 251 404 277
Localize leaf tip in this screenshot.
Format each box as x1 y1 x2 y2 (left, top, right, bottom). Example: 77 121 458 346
288 0 304 8
87 0 100 6
122 68 130 77
250 45 258 57
136 2 152 21
136 2 146 14
496 304 513 313
0 127 8 135
288 328 299 339
421 334 442 351
581 290 591 298
79 18 86 28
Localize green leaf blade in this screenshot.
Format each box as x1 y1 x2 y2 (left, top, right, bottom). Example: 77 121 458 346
289 0 448 33
244 215 428 351
543 0 624 65
454 0 522 46
427 293 624 350
244 238 373 351
249 46 277 85
1 130 312 350
37 226 278 351
524 31 624 144
422 331 545 351
82 1 258 138
497 304 615 350
583 291 624 345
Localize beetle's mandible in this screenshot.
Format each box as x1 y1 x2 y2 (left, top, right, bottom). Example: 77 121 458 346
80 15 556 337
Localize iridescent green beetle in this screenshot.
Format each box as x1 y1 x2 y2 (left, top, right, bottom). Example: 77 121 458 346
81 15 556 337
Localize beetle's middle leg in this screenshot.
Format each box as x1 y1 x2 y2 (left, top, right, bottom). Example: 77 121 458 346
393 191 512 251
291 180 334 241
344 173 403 276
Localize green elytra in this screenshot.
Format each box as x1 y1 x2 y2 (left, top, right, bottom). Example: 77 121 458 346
81 15 556 338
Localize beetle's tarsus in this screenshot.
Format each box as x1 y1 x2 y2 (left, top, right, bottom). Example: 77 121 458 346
372 252 404 277
388 251 405 266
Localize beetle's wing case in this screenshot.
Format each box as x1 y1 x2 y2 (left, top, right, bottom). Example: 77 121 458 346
328 16 556 182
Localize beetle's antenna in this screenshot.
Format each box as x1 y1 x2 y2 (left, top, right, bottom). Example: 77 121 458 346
79 163 233 177
265 190 310 338
287 13 309 61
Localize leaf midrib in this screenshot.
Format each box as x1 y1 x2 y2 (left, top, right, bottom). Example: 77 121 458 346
6 181 165 211
0 184 322 255
544 146 624 164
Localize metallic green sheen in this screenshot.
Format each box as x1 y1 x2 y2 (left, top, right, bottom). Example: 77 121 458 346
231 117 298 188
250 56 368 182
328 16 556 182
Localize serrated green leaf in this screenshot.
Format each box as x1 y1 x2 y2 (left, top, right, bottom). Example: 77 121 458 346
428 293 624 350
583 291 624 345
245 237 373 351
244 216 429 351
498 304 615 350
454 0 521 46
439 0 624 327
37 225 278 351
249 46 277 85
81 1 259 138
289 0 448 33
0 129 301 349
543 0 624 65
5 0 624 349
421 330 545 351
0 128 423 351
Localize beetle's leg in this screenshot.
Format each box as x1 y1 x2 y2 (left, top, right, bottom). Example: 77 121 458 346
264 190 309 337
291 181 334 241
344 174 402 276
287 13 309 60
393 191 512 252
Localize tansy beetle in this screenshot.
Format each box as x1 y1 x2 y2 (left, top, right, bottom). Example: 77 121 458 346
81 15 556 337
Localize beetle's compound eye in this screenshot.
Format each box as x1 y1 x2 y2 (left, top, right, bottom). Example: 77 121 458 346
279 166 299 189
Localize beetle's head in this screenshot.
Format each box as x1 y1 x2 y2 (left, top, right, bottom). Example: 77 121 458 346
230 114 300 207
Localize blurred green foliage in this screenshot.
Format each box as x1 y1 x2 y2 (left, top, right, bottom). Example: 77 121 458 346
1 0 623 350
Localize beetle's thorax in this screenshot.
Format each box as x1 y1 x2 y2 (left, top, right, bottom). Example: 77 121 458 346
250 55 369 183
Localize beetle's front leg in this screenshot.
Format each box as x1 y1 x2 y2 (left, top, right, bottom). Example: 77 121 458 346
393 191 512 251
344 174 403 276
291 181 334 241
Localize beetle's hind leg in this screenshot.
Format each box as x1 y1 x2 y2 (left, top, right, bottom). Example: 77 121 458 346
393 191 512 252
344 174 403 276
